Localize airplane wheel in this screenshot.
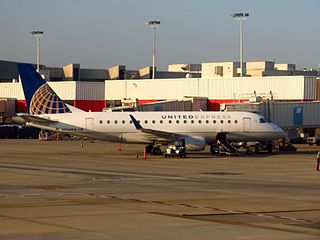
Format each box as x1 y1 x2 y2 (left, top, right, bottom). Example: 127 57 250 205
152 147 162 155
145 145 153 153
210 144 219 155
254 146 259 153
246 149 253 155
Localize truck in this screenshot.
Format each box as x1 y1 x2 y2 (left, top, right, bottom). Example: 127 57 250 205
307 134 320 146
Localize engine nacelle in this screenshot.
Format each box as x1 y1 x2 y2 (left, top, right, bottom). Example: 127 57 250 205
12 116 27 125
183 136 206 151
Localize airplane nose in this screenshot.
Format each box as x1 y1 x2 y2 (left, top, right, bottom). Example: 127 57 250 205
278 129 286 138
271 123 286 138
273 124 287 137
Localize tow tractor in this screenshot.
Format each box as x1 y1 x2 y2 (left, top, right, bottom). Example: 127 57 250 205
164 139 187 158
164 145 187 158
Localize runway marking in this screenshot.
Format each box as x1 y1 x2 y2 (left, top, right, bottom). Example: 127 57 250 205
152 212 320 237
0 162 187 180
88 193 315 224
0 192 315 224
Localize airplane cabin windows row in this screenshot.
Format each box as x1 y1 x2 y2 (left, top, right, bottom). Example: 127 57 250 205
100 119 240 125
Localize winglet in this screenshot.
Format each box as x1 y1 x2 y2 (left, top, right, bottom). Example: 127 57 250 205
129 115 143 130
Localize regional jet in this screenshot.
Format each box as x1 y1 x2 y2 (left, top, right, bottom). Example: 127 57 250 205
14 64 285 155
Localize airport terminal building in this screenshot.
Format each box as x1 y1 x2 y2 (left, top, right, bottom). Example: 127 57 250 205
0 59 320 138
0 59 319 111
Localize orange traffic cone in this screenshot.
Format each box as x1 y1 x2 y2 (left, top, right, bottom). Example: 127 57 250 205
117 143 121 151
143 148 147 159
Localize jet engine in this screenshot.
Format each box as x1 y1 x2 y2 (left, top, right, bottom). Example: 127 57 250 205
183 136 206 151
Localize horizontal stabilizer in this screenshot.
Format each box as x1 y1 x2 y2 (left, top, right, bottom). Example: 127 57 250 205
18 114 57 124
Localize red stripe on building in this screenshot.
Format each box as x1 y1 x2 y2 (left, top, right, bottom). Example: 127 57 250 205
16 100 28 113
73 100 106 112
208 99 249 111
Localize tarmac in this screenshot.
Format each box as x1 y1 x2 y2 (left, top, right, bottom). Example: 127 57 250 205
0 139 319 240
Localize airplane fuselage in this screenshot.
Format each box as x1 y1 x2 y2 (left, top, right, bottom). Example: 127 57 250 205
16 64 286 153
25 111 285 145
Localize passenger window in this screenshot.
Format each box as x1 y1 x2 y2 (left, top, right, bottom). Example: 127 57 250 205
114 120 118 124
169 120 172 124
220 120 224 124
122 120 125 124
129 120 132 124
184 120 187 124
152 120 155 124
107 120 110 124
145 120 148 124
191 120 194 124
160 120 163 124
213 120 216 124
228 120 231 124
99 120 103 124
198 120 202 124
235 120 238 124
176 120 179 124
206 120 209 124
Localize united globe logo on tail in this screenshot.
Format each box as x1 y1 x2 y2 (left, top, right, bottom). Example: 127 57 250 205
29 83 71 115
17 63 71 115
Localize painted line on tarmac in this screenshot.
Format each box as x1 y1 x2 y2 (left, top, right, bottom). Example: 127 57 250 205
87 193 314 224
0 162 187 180
0 192 88 198
0 192 314 224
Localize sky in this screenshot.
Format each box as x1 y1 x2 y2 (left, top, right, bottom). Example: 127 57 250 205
1 0 320 70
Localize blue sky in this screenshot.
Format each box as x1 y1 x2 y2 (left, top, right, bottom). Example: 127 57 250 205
1 0 320 70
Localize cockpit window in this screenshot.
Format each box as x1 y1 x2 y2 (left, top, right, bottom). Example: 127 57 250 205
259 118 269 123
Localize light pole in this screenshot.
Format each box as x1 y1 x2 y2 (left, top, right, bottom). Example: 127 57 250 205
231 13 249 77
31 30 44 72
146 20 160 79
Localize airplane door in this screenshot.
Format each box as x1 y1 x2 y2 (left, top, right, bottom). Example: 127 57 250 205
85 118 94 130
243 117 251 131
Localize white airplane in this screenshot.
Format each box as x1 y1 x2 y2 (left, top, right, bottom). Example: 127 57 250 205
14 64 285 155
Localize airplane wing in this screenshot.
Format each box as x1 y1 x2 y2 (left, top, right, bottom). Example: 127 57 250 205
129 114 180 142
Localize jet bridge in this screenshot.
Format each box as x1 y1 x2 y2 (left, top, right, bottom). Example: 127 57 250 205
222 101 320 140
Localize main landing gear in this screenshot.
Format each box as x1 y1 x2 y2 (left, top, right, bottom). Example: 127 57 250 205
243 141 275 154
145 144 162 155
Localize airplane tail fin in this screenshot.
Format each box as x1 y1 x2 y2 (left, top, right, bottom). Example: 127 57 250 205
17 64 71 115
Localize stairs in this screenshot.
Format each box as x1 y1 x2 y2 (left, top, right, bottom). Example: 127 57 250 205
217 140 238 153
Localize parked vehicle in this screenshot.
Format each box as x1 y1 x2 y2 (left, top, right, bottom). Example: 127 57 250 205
307 135 320 146
164 145 187 158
